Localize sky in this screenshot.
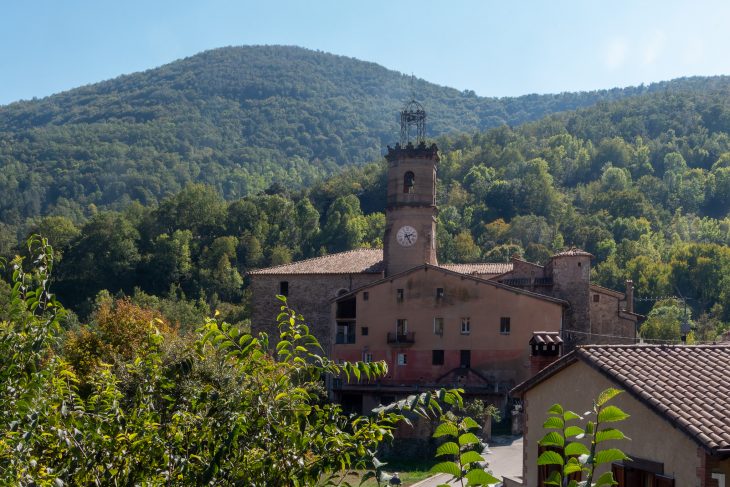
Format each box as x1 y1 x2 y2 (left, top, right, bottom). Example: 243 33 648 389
3 0 730 105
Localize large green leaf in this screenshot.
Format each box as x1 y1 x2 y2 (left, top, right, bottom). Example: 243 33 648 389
465 468 500 485
594 448 630 465
430 461 462 478
537 450 564 466
539 431 565 448
547 403 564 415
460 416 480 430
433 422 459 438
458 432 481 446
597 405 630 423
596 428 629 443
594 471 618 486
596 388 623 407
564 425 584 438
435 441 459 457
543 416 565 430
564 441 590 456
459 450 484 465
563 410 582 421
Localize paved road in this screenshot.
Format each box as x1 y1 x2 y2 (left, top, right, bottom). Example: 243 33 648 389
410 436 523 487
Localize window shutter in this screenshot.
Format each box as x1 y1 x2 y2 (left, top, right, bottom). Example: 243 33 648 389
611 463 625 486
655 474 675 487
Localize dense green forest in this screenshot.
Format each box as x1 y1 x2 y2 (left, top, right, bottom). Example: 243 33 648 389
1 45 715 226
5 82 730 342
4 46 730 342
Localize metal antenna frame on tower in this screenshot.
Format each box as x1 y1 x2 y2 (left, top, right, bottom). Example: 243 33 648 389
400 76 426 146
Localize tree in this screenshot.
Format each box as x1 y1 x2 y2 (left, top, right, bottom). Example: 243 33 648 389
1 237 463 485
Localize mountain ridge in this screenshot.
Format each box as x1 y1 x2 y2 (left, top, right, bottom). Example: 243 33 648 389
2 45 730 225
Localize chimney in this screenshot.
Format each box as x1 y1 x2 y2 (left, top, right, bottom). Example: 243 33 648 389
625 280 634 313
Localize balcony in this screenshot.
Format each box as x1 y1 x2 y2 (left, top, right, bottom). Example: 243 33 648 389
387 332 415 345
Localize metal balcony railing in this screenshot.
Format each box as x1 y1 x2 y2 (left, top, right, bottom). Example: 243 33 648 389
387 332 415 344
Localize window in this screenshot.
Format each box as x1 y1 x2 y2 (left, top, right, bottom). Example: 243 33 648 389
461 317 471 334
363 352 373 363
396 319 408 334
279 281 289 297
361 326 369 336
396 289 404 302
397 353 407 365
335 322 356 344
432 350 444 365
403 171 415 193
363 291 369 301
500 317 511 334
434 317 444 336
460 350 471 368
436 287 444 299
593 294 600 302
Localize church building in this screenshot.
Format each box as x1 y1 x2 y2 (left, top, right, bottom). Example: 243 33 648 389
249 101 641 413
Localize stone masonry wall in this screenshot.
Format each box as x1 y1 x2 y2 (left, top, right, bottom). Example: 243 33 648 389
590 290 637 344
249 273 380 354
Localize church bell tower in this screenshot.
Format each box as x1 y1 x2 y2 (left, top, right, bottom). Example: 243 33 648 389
383 100 439 276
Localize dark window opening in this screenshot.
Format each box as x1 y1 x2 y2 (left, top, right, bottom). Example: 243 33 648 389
500 317 511 334
432 350 444 365
396 289 404 302
460 350 471 368
403 171 415 193
593 294 600 302
363 291 369 301
436 287 444 299
361 326 369 336
336 297 356 319
279 281 289 296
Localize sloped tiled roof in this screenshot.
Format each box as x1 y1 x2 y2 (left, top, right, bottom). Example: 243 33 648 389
250 249 515 277
514 345 730 454
439 262 513 275
248 248 385 275
530 331 563 345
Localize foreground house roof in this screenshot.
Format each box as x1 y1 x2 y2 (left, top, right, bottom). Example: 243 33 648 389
512 345 730 454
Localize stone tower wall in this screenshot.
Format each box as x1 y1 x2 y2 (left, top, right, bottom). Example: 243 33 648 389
383 143 439 276
546 255 591 350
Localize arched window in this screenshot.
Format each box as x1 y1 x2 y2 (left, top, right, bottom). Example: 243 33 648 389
403 171 415 193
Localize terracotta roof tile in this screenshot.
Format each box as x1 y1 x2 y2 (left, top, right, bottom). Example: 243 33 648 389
249 248 385 275
250 250 514 277
439 262 513 276
576 345 730 453
530 332 563 345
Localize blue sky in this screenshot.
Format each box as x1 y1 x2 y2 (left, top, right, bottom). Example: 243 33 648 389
3 0 730 105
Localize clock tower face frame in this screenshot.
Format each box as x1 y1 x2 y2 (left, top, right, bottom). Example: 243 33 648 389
396 225 418 247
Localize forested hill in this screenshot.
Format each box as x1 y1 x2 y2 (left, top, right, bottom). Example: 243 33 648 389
1 44 716 225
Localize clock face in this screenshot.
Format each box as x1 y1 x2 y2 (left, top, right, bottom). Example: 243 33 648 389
396 226 418 247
